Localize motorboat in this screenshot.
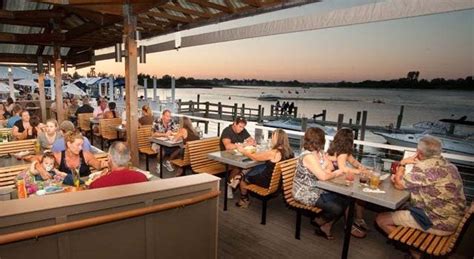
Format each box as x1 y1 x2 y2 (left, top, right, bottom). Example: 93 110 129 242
263 119 336 136
373 132 474 155
257 94 281 101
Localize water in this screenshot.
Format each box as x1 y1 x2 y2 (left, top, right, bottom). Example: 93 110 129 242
140 86 474 138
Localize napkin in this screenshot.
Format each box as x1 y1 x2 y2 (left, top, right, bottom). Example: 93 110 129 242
362 187 386 194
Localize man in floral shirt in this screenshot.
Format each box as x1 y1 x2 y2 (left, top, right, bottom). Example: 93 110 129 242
376 136 466 258
152 109 178 173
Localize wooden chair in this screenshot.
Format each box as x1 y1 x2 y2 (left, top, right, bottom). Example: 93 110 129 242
245 159 286 225
170 142 191 175
0 139 37 156
95 118 122 150
137 127 157 171
0 128 12 135
388 201 473 257
0 164 30 189
281 158 322 239
77 113 93 138
187 137 226 175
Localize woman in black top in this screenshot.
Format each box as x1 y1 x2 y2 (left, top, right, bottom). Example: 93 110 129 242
169 116 200 177
235 128 294 208
12 110 34 140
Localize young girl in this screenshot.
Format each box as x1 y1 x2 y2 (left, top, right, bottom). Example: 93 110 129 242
326 128 368 238
235 128 294 208
31 152 67 182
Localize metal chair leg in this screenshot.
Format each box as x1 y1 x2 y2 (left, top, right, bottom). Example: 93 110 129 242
295 209 302 240
146 155 149 171
261 198 268 225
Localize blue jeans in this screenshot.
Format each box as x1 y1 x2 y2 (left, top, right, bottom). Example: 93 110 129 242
315 192 349 222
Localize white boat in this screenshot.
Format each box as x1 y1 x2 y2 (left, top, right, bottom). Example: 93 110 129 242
373 132 474 155
400 121 450 135
263 119 336 136
257 94 281 101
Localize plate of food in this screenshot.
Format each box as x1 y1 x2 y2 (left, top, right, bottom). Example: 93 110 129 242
43 186 65 195
12 151 33 159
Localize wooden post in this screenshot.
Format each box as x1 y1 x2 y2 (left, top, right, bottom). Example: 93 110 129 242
190 100 194 115
270 105 274 117
177 99 182 113
293 106 298 118
38 72 47 121
123 4 139 166
143 78 148 100
358 111 368 154
257 104 262 122
218 102 222 119
337 114 344 130
233 103 238 120
205 101 209 118
241 103 245 117
53 46 64 123
261 107 264 122
153 76 157 101
396 105 404 130
196 94 200 109
8 66 14 101
355 111 361 140
349 118 353 126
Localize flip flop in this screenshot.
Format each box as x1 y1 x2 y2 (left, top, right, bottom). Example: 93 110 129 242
351 225 367 239
314 225 334 240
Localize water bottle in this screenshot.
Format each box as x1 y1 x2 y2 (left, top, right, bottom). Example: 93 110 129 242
196 126 203 138
73 168 80 188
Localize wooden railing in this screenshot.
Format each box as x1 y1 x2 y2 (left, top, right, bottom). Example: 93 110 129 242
0 190 220 245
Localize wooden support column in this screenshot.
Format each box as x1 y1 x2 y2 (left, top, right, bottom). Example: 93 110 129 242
54 46 64 123
123 4 139 166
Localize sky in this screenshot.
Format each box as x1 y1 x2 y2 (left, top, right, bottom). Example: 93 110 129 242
77 0 474 83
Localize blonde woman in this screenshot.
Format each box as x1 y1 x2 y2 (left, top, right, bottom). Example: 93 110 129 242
235 128 294 208
139 104 154 126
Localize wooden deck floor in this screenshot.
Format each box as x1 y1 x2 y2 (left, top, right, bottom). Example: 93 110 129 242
140 154 473 259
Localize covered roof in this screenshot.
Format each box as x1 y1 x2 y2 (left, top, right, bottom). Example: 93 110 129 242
0 0 319 68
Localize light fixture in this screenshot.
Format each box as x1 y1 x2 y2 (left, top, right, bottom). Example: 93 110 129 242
175 31 181 50
7 66 11 73
139 45 146 64
115 43 122 62
63 60 68 72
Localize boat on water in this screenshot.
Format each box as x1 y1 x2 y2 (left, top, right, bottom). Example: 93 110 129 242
257 94 281 101
263 119 336 136
373 132 474 155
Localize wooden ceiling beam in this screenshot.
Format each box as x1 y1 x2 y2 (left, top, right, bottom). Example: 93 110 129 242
146 9 194 23
162 3 211 18
0 9 65 19
34 0 168 5
187 0 232 14
242 0 262 8
0 53 54 64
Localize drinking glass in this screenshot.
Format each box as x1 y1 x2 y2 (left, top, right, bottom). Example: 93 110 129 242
370 172 381 189
359 171 369 185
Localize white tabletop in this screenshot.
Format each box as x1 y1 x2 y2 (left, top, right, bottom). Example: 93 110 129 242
207 150 263 169
315 174 410 210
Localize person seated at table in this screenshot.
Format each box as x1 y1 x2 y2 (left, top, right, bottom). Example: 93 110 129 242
5 97 15 113
235 128 294 208
37 119 62 151
103 102 118 119
12 110 36 140
67 98 80 122
0 102 10 120
89 142 147 189
139 104 154 126
75 97 95 117
29 151 67 182
152 109 178 173
36 131 107 183
51 120 92 153
292 127 347 240
220 117 256 188
29 115 45 139
327 128 368 238
169 116 200 176
375 136 466 259
6 104 22 128
93 99 109 119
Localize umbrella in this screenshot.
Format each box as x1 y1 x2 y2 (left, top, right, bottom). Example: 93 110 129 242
14 79 38 88
63 83 86 96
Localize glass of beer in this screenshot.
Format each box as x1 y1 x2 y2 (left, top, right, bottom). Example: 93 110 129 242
370 172 381 189
359 171 369 185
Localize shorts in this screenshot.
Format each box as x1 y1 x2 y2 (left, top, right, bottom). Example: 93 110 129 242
391 210 452 236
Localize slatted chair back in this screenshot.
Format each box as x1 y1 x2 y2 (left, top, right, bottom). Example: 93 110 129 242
246 159 285 196
171 142 190 168
280 157 321 239
0 164 30 189
137 127 153 150
187 137 225 175
99 118 122 140
77 113 93 131
0 139 37 156
0 128 12 136
389 201 473 256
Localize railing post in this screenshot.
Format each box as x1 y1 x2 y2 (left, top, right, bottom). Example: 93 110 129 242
233 103 238 120
396 105 404 130
177 99 182 113
241 103 245 117
293 106 298 118
190 100 194 115
261 107 264 122
205 101 210 118
337 114 344 130
358 111 368 154
322 109 327 121
270 105 274 117
257 105 262 122
218 102 222 119
217 122 221 137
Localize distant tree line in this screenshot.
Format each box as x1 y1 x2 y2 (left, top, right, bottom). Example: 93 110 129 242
75 71 472 90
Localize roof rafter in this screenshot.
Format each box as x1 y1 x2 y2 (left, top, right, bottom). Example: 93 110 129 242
187 0 233 14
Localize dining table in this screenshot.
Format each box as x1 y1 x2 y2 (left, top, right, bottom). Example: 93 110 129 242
207 149 264 211
0 155 31 169
149 137 183 178
314 174 410 259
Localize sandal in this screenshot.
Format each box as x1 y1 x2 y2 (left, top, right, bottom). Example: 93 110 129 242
351 224 367 238
314 224 334 240
354 218 369 231
235 196 250 208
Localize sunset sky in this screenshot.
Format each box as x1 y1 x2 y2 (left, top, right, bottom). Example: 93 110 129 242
77 1 474 83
